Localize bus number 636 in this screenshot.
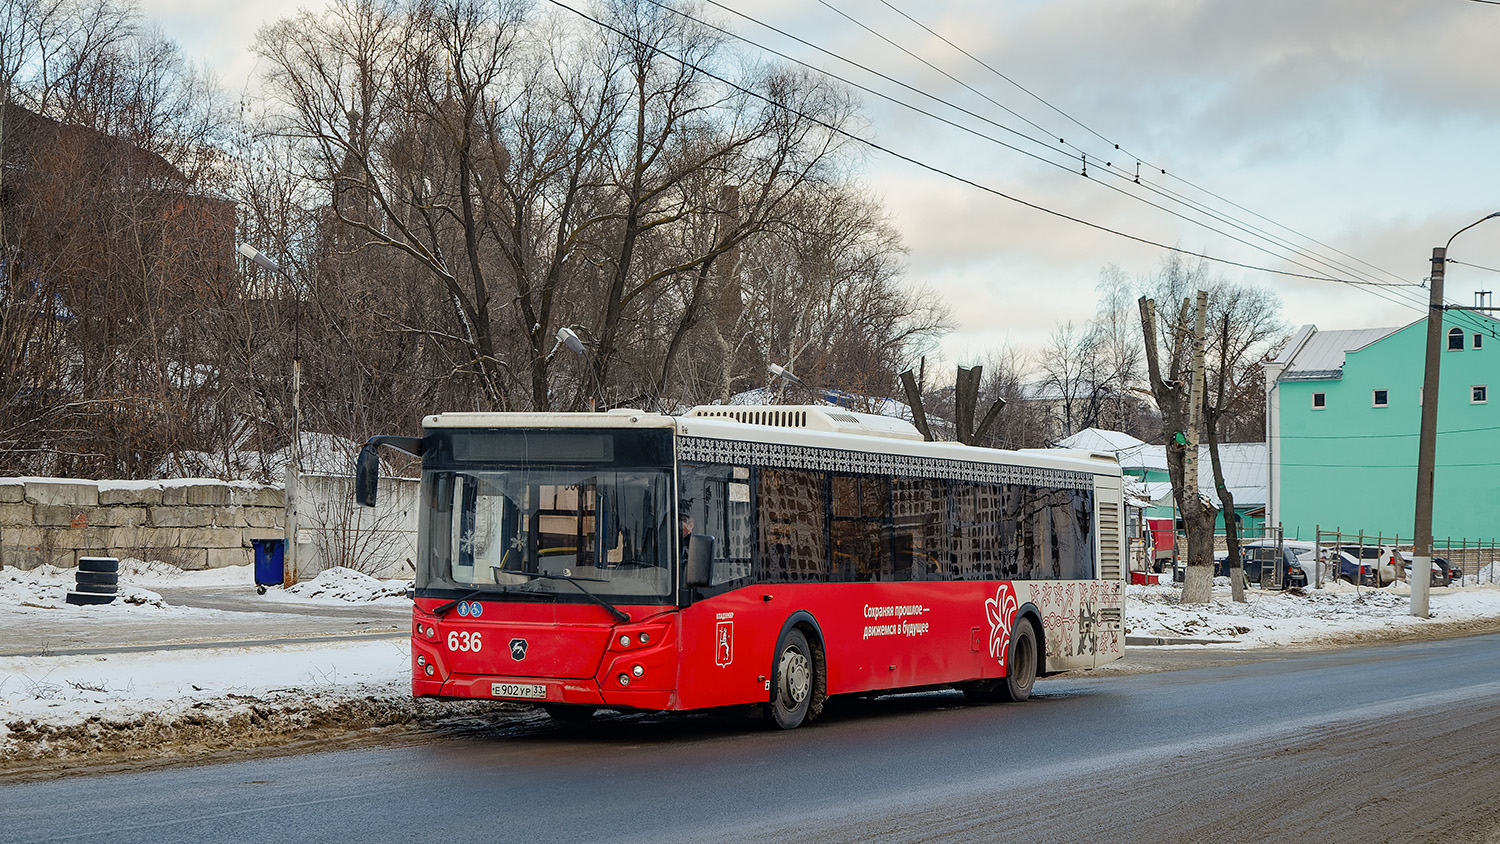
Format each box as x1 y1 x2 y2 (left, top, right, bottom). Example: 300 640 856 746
448 630 482 652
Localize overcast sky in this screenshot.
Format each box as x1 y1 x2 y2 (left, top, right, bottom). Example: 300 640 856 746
141 0 1500 368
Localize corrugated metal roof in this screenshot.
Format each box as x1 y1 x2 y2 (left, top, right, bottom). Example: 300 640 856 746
1051 432 1266 507
1206 443 1267 508
1055 428 1148 451
1280 326 1400 380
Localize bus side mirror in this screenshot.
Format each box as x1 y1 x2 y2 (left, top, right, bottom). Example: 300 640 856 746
685 534 715 588
355 444 381 507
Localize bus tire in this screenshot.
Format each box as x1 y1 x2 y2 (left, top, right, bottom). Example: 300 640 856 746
767 628 815 729
962 617 1038 704
543 705 597 723
997 618 1037 702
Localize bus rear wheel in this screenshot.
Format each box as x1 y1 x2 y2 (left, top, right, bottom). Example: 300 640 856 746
998 618 1037 702
963 617 1037 704
767 629 814 729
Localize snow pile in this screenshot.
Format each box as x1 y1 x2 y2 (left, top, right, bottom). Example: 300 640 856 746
1125 580 1500 647
0 640 417 765
0 639 407 726
280 567 409 603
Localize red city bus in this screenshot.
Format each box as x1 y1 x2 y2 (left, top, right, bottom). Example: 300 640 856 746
356 405 1125 728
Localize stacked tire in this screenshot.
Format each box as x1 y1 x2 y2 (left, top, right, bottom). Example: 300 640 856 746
66 556 119 606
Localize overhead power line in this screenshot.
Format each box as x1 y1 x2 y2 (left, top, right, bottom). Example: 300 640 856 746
547 0 1427 290
626 0 1427 296
871 0 1416 289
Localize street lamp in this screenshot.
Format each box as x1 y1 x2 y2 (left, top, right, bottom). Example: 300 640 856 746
550 325 603 411
1411 211 1500 618
238 243 302 470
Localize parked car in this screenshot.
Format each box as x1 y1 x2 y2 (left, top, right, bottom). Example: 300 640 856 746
1238 541 1313 589
1399 553 1459 587
1403 558 1445 587
1174 542 1311 589
1332 545 1398 586
1440 558 1463 584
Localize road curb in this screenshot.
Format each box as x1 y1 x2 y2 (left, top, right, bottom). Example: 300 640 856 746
1126 635 1235 646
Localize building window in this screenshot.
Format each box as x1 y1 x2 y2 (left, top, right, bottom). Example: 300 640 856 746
1312 392 1326 409
1448 328 1465 350
1476 334 1485 350
1372 389 1388 407
1474 385 1488 405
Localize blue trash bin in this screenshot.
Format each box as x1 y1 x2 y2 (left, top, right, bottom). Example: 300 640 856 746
251 538 286 594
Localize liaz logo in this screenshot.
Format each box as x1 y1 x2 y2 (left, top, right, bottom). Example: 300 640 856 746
509 638 528 660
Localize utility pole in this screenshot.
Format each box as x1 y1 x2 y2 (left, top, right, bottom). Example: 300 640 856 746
1411 248 1445 618
1412 212 1500 618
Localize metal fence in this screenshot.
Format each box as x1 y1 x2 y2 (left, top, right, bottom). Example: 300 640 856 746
1313 527 1499 589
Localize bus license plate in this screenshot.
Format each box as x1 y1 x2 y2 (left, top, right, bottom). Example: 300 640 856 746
492 682 547 700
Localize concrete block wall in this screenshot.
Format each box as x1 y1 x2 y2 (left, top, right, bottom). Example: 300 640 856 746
0 479 284 570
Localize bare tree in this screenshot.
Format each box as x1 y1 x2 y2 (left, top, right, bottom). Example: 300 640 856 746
1201 282 1290 599
1 0 233 477
976 346 1053 449
254 0 870 416
1093 263 1149 435
1139 256 1219 604
1038 320 1105 439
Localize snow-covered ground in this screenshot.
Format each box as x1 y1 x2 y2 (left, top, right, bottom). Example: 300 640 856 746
1126 577 1500 646
3 562 1499 769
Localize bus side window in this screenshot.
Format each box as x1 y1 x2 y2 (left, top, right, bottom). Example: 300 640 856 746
756 468 828 583
831 474 892 582
680 463 754 584
894 477 945 581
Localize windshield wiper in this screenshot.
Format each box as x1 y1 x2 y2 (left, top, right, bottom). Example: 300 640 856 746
431 589 487 618
507 571 630 623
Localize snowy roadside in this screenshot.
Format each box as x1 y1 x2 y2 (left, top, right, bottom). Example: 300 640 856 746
1126 577 1500 647
3 562 1500 778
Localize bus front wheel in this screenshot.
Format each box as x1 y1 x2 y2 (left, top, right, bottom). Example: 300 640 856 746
768 628 815 729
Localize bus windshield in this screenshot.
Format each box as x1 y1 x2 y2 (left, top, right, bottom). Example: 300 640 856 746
417 430 675 602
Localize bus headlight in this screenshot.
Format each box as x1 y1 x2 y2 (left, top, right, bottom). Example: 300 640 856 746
638 632 650 644
619 635 630 647
632 664 644 678
424 664 435 676
618 673 630 686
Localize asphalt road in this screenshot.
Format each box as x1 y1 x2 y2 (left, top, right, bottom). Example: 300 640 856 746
4 633 1499 844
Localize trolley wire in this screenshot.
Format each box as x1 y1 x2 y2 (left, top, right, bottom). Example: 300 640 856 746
548 0 1438 288
632 0 1427 293
871 0 1417 289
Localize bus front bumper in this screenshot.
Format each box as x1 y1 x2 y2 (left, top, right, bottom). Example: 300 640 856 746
415 674 677 711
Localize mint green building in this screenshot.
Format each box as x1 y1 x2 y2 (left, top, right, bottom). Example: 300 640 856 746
1266 315 1500 542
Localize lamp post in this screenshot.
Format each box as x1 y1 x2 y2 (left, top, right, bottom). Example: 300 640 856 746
1411 212 1500 618
239 242 303 588
238 243 301 469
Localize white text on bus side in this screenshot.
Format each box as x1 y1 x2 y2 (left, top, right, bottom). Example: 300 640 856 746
861 604 930 640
